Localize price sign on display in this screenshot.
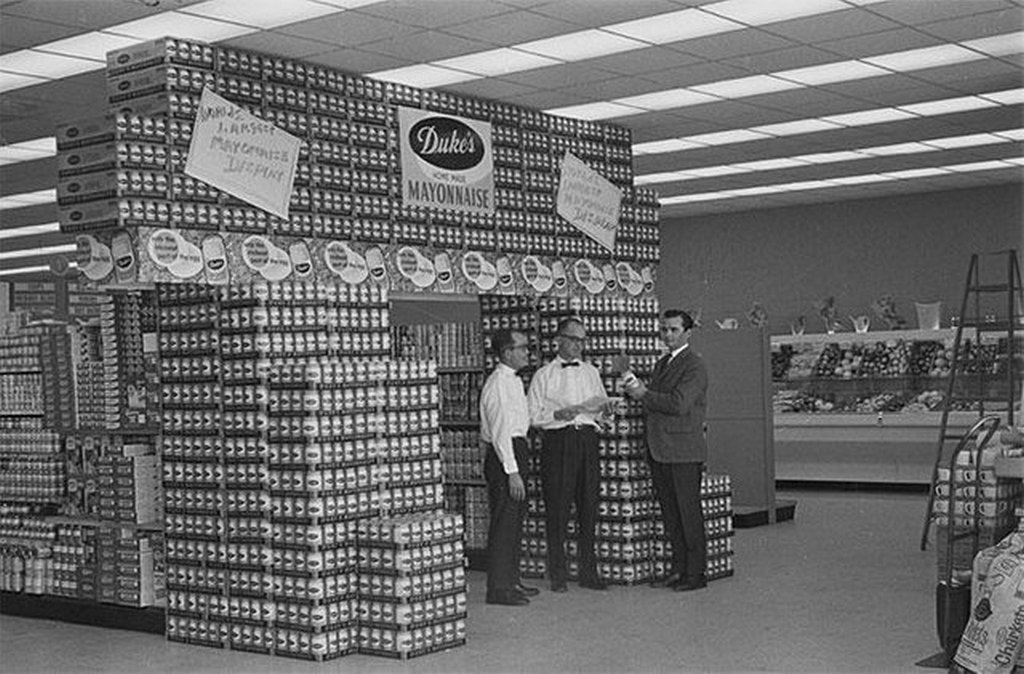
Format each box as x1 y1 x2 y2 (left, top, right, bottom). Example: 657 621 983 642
185 88 301 220
556 152 622 252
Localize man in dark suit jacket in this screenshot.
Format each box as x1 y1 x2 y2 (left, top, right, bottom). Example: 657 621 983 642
623 309 708 591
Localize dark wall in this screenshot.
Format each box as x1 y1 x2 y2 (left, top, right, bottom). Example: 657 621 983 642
657 184 1023 335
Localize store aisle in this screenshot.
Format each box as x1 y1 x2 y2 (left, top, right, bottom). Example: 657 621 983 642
0 489 939 674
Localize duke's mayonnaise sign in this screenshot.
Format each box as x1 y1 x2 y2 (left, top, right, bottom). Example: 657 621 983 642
399 107 494 215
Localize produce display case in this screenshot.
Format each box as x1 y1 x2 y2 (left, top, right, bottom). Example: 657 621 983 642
771 328 1013 484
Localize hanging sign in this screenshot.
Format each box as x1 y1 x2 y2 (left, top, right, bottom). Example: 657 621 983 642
185 88 301 219
399 106 494 215
556 151 622 252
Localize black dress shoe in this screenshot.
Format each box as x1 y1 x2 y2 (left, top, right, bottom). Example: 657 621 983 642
651 572 682 588
550 581 568 593
579 578 609 590
486 591 530 606
673 576 708 592
516 583 540 597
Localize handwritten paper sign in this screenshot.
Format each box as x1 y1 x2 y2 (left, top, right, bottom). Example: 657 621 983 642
556 152 622 252
185 88 300 219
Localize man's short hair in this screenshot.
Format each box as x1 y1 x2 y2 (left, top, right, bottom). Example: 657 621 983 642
662 309 694 331
491 328 522 356
556 316 584 336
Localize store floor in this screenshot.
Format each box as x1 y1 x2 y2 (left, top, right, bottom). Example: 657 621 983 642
1 489 941 674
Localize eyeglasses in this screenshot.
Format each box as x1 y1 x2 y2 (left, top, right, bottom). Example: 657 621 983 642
557 334 586 344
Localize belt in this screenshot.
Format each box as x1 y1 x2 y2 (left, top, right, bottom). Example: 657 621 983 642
549 423 597 432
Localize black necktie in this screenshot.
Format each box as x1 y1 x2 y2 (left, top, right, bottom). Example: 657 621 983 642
561 361 579 368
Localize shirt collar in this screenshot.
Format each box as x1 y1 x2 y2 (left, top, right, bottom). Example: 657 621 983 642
497 362 518 376
555 355 580 366
669 344 689 360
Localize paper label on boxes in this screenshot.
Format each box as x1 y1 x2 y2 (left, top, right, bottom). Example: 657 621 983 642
557 152 621 252
185 87 300 220
399 107 495 215
75 234 114 281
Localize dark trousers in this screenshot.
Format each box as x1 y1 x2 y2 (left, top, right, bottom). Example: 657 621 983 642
541 426 600 583
484 438 528 595
649 458 706 581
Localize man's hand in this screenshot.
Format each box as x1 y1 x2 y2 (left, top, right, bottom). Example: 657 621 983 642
508 472 526 501
624 381 647 400
553 406 579 421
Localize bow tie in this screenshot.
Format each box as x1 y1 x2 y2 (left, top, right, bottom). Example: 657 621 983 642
561 361 580 368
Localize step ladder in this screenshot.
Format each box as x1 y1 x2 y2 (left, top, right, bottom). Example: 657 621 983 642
920 249 1023 551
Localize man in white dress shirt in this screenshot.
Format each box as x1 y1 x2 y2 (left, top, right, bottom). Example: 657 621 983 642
479 328 538 606
528 317 612 592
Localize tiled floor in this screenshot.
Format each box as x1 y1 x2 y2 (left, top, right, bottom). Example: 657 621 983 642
1 489 942 673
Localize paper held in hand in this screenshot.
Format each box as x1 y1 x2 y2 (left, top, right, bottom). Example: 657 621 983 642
571 395 623 414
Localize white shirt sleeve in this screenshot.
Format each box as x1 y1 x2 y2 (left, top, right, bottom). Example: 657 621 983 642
480 370 523 474
527 363 556 428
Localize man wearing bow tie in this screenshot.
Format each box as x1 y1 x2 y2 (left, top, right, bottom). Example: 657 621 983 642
528 317 615 592
623 309 709 592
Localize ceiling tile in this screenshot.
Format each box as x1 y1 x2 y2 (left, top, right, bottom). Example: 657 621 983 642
490 62 617 90
664 99 790 127
222 32 334 59
620 112 724 143
819 76 955 106
276 11 423 47
436 7 579 45
307 47 407 74
0 0 205 30
720 44 844 75
528 0 680 29
636 60 753 89
358 29 489 63
746 89 867 117
581 46 705 77
761 7 903 44
0 16 80 54
904 60 1023 93
822 27 942 59
669 27 797 61
354 0 513 29
915 7 1024 42
863 0 1015 26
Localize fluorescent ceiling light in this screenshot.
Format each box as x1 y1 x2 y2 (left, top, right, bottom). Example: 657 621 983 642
680 165 751 178
704 0 847 25
632 139 706 155
982 88 1024 105
725 185 787 196
616 89 720 112
731 158 809 171
964 32 1024 57
821 108 916 126
0 50 100 80
883 167 951 179
435 48 560 78
778 180 836 192
0 137 57 166
858 142 936 156
946 160 1017 173
370 64 478 88
793 150 867 164
685 129 771 145
518 30 645 61
35 32 141 61
828 174 894 185
107 11 254 41
0 243 76 262
0 223 62 240
545 101 645 121
0 189 57 211
751 119 841 136
994 129 1024 141
0 72 48 90
926 133 1007 150
0 264 63 277
634 172 689 185
312 0 383 7
865 44 982 72
775 60 887 86
661 192 735 205
1003 157 1024 166
605 8 740 44
690 74 800 98
899 96 999 116
180 0 342 28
